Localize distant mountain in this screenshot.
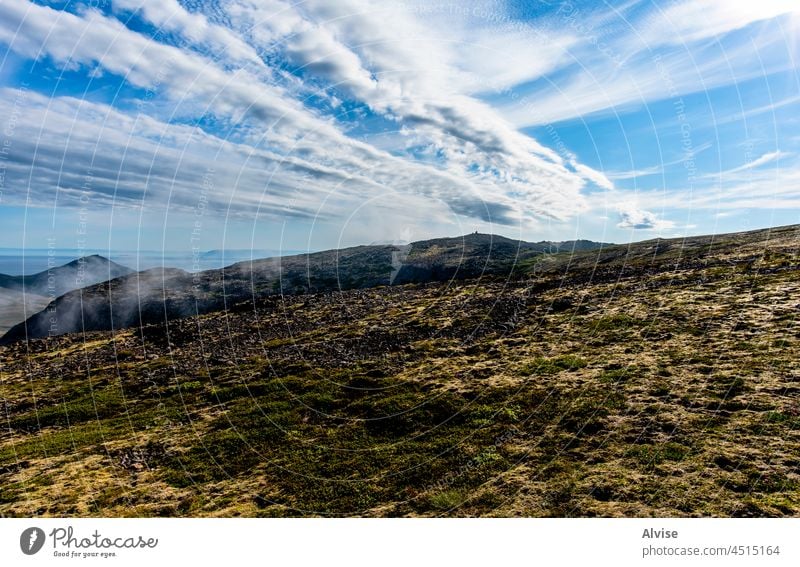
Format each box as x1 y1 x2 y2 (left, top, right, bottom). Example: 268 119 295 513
198 249 305 260
0 255 134 336
0 254 134 297
0 233 607 343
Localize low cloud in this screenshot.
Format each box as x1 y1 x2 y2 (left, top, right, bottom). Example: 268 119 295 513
617 205 674 230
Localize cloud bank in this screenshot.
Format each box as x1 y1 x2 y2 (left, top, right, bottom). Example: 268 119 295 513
0 0 797 246
0 0 604 231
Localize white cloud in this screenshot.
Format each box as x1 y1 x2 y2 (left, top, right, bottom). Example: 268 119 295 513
111 0 264 67
601 156 800 215
0 0 602 227
616 204 675 230
607 143 715 181
2 0 796 243
0 88 507 222
497 2 797 127
639 0 799 46
571 161 614 190
728 95 800 124
607 165 663 181
725 151 789 174
694 151 792 185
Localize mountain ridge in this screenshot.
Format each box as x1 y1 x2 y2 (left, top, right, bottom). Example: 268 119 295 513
0 255 135 336
0 254 134 296
0 232 608 344
2 223 797 345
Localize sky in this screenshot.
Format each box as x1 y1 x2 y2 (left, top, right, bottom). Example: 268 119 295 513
0 0 798 255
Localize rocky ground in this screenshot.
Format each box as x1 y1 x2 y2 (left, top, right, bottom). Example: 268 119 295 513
0 225 797 517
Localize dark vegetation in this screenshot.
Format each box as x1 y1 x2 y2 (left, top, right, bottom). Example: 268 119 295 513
0 233 603 344
0 224 797 517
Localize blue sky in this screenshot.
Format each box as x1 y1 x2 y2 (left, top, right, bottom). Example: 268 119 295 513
0 0 798 254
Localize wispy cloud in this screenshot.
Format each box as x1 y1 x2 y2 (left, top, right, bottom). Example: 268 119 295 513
638 0 798 46
607 142 715 181
570 161 614 190
722 151 790 175
0 0 599 228
603 158 800 214
498 3 798 127
0 0 797 246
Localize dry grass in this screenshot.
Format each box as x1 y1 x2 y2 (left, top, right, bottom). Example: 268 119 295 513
1 227 798 517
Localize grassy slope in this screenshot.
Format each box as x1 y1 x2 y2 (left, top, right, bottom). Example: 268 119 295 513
0 225 797 517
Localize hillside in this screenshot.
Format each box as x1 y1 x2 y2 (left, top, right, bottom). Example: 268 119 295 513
0 224 797 517
0 254 133 297
0 255 134 336
0 233 605 344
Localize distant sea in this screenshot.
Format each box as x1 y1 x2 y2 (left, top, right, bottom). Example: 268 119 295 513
0 248 306 276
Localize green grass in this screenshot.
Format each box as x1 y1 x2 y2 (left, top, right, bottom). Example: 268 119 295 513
1 233 799 517
592 314 641 332
520 355 588 376
428 489 468 511
600 367 634 384
8 385 127 431
626 442 691 468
